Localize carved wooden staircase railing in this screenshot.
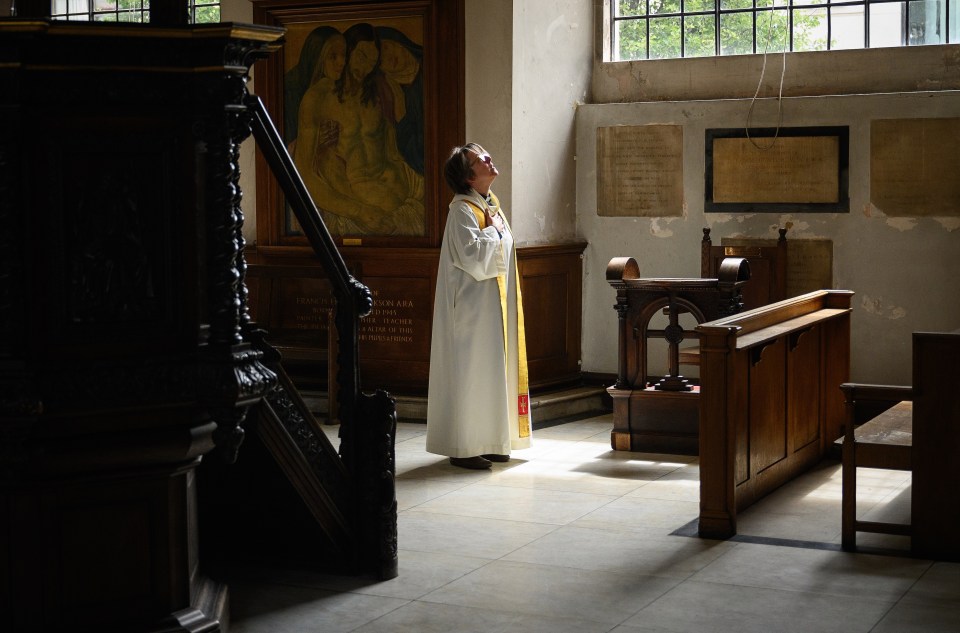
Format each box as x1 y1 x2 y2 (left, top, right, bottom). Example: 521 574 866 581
199 96 398 580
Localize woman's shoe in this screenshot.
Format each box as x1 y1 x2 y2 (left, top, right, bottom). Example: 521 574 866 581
481 454 510 462
450 456 492 469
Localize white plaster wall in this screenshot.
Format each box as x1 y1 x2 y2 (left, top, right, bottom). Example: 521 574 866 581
510 0 592 244
465 0 514 214
577 91 960 385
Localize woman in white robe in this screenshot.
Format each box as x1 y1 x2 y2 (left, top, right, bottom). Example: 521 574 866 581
426 143 532 469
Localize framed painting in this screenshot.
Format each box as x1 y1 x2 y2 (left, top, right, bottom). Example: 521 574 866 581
252 0 463 248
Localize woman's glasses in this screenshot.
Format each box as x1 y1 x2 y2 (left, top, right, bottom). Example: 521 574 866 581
469 151 492 167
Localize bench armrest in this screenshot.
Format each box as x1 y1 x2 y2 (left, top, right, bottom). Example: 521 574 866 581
839 383 913 443
839 383 913 402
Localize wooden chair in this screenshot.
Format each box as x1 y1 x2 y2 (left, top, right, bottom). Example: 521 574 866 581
839 331 960 560
701 226 788 310
678 227 789 366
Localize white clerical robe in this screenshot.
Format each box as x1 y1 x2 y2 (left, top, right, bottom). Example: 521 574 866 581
426 189 532 458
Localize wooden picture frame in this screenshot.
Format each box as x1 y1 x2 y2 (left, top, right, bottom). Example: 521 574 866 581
252 0 463 249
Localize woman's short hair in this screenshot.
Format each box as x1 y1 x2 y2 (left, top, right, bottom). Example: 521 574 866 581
443 142 484 194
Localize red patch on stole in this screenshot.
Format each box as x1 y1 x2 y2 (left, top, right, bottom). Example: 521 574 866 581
518 394 529 415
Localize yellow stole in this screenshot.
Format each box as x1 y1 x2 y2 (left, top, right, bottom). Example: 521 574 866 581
465 195 531 439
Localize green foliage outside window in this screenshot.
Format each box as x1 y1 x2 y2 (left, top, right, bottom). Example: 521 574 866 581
54 0 219 23
616 0 830 60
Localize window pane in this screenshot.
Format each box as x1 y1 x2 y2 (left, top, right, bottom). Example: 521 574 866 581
953 0 960 41
608 0 946 59
650 16 683 57
721 12 756 54
870 1 905 46
195 5 220 23
618 0 647 17
830 5 866 48
686 0 715 12
616 19 649 60
794 7 829 50
685 14 717 55
908 0 946 44
652 0 682 15
755 8 789 51
69 0 90 13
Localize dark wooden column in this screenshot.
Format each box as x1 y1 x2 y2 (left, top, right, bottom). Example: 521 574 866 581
0 20 284 633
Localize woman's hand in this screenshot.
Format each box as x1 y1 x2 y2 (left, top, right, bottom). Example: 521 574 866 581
485 209 505 235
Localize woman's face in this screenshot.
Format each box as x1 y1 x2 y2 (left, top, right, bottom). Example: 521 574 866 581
349 40 379 82
321 35 346 80
379 39 414 75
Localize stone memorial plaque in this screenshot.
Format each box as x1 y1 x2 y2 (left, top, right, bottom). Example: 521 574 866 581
722 236 833 297
713 136 839 204
871 118 960 217
786 239 833 297
597 125 683 217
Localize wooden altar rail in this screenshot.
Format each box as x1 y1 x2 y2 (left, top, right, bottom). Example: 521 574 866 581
696 290 853 539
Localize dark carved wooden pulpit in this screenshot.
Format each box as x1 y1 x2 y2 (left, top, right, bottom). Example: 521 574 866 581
0 17 285 632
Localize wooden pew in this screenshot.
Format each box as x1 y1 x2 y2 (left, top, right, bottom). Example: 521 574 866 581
839 331 960 560
696 290 853 539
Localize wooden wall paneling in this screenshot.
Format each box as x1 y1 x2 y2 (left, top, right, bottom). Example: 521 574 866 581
748 338 787 475
732 349 750 487
518 242 587 391
246 242 587 396
820 314 851 447
788 325 822 451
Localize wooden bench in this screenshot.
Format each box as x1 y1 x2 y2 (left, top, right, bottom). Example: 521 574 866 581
838 388 913 549
838 331 960 560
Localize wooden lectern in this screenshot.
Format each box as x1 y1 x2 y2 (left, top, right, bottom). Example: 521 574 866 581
606 256 749 454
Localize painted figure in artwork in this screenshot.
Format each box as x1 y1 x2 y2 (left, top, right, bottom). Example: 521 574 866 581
291 22 425 237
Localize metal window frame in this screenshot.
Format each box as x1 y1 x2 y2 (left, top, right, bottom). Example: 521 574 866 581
50 0 220 23
611 0 953 60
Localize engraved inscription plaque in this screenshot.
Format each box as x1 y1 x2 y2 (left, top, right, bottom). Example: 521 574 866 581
706 127 849 213
597 125 683 217
871 118 960 217
271 276 431 362
713 137 838 203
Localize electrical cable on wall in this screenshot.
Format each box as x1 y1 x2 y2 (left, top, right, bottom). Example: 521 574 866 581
746 2 787 150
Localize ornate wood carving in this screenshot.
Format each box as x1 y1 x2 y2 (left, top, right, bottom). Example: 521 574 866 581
0 21 285 633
